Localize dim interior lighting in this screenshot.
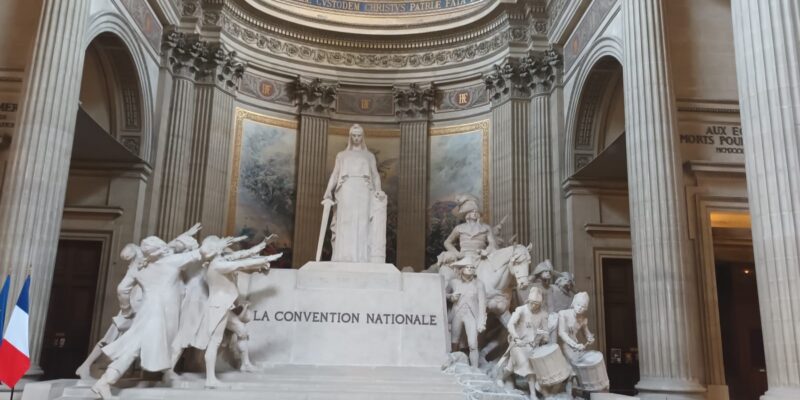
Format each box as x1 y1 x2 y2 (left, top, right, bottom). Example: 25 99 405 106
743 267 752 275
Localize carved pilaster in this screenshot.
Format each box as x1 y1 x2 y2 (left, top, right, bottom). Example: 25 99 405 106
393 84 433 270
486 58 531 243
292 78 338 266
186 47 245 234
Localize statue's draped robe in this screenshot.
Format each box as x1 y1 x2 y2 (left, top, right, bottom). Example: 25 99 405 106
330 149 380 262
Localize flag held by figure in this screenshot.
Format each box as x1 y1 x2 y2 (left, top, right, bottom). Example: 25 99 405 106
0 274 30 388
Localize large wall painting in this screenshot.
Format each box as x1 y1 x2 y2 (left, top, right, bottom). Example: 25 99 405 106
427 121 489 266
326 126 401 265
227 109 297 268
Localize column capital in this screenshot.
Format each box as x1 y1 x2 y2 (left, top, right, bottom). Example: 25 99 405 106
162 30 202 80
519 48 562 95
292 77 339 117
393 83 435 121
195 45 246 92
484 60 517 103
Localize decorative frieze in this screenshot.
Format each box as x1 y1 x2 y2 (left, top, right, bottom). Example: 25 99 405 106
393 84 434 120
293 78 339 115
337 91 394 116
220 12 521 70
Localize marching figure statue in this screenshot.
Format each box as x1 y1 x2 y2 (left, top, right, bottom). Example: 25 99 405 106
191 235 281 388
447 256 487 367
75 243 145 381
91 225 219 399
320 124 387 263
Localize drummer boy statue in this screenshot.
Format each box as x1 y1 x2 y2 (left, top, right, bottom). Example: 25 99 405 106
447 255 487 367
500 287 550 399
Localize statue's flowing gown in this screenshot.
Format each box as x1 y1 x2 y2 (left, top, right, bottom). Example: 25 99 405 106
331 149 377 262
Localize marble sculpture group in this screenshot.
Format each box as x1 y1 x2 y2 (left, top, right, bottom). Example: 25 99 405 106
77 125 607 400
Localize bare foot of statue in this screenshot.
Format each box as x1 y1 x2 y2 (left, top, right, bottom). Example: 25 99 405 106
75 365 94 382
204 378 231 389
240 362 261 373
162 369 180 383
90 382 113 399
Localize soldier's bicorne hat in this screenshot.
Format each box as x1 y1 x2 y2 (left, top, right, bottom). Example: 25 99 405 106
452 194 481 218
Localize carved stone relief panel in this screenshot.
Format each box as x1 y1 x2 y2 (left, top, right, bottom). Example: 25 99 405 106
437 84 489 112
239 74 295 105
337 91 394 116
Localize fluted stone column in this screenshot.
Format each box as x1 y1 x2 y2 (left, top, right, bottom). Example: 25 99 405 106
394 84 434 270
485 61 530 243
521 51 562 261
731 2 800 399
622 1 705 397
292 79 338 267
185 48 244 234
156 32 201 239
0 0 90 374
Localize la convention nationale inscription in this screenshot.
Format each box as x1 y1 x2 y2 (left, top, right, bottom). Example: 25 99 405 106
252 309 439 326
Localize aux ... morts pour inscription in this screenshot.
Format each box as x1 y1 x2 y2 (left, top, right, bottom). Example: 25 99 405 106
251 309 439 326
679 124 744 155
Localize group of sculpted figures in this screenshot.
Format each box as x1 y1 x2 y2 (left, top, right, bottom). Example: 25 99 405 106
77 124 607 400
75 223 281 398
431 195 609 399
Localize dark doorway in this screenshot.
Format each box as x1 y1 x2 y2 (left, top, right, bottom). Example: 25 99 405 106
716 260 767 400
602 257 639 395
40 239 103 379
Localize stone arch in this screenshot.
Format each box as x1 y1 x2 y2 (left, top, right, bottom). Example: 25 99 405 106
563 37 624 177
82 12 155 162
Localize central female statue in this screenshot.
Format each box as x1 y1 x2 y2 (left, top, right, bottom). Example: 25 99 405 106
322 124 386 263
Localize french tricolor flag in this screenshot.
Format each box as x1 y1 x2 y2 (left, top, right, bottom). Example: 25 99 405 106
0 275 30 388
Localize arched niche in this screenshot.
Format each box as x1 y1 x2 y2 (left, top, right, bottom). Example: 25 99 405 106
78 33 145 159
569 56 625 175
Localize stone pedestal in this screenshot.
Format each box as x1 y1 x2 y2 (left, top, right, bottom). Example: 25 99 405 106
731 1 800 399
243 262 449 367
622 0 705 397
0 0 90 375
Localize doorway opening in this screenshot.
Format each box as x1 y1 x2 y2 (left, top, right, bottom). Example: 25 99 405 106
40 239 103 379
601 257 639 395
712 214 767 400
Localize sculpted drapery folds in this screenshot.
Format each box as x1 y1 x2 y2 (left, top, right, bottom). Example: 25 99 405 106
323 124 387 263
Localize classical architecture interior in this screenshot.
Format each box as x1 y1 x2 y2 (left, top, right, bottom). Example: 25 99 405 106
0 0 798 400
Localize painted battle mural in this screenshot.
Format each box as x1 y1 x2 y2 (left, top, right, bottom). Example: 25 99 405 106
427 125 487 266
228 111 297 268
